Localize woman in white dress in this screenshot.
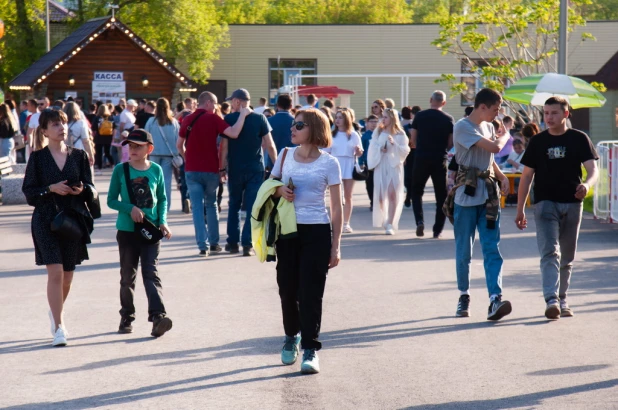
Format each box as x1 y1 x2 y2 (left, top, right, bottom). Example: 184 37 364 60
325 109 362 233
63 102 95 169
368 108 410 235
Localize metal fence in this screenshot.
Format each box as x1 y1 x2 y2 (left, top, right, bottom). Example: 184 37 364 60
594 141 618 223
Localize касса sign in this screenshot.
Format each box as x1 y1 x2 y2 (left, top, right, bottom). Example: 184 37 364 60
94 72 124 81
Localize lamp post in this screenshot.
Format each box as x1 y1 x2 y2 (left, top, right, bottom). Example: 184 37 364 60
46 0 50 51
558 0 568 74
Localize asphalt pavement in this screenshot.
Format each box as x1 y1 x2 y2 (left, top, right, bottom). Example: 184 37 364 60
1 171 617 409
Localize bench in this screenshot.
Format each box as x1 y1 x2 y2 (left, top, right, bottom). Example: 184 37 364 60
0 156 27 205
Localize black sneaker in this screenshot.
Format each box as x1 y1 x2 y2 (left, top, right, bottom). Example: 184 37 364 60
198 249 209 257
243 246 255 257
210 245 222 253
118 318 133 334
456 295 470 317
404 198 411 208
487 296 512 321
416 224 425 237
151 316 173 337
225 243 240 254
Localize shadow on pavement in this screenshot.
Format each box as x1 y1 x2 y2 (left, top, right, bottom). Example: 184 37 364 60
527 364 612 376
400 378 618 410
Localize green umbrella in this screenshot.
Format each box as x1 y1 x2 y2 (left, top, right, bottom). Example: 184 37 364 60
503 73 606 109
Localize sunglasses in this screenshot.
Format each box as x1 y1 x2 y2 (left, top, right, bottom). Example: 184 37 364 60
292 121 308 131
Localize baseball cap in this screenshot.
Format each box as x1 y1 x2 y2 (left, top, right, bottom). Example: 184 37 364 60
126 99 138 106
122 129 154 146
226 88 251 101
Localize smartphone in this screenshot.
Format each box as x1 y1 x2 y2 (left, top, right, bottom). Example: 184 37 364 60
69 181 82 188
287 177 295 191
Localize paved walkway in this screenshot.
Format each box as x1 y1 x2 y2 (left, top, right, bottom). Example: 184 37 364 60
1 171 617 409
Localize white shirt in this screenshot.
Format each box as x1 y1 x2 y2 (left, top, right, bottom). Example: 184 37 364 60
254 106 268 115
271 147 342 224
301 105 315 110
502 150 525 173
119 109 136 130
326 131 362 158
67 119 90 148
28 112 41 129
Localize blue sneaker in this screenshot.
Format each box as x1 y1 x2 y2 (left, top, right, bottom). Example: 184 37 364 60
300 349 320 374
281 335 301 365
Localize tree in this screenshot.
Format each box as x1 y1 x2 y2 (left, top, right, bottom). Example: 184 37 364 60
431 0 604 120
409 0 466 23
0 0 47 89
579 0 618 21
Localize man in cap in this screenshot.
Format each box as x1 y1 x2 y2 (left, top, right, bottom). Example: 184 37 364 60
220 88 277 256
119 99 138 135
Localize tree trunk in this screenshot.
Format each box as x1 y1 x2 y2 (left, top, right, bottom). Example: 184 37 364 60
14 0 37 63
77 0 84 23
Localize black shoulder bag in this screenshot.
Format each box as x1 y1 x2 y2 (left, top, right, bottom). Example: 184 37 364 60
184 111 207 142
123 162 164 245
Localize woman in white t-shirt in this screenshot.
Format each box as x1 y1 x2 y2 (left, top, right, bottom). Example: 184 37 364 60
324 109 362 233
270 108 342 375
64 102 94 168
367 108 410 235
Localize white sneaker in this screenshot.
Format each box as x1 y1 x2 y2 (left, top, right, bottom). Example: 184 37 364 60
385 224 395 235
343 224 353 233
52 325 68 347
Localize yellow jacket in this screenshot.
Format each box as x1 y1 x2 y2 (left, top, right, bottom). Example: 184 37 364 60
251 179 298 263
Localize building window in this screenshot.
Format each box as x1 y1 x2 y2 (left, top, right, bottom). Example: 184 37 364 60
269 59 317 101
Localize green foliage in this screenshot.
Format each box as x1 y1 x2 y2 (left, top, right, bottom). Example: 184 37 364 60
409 0 466 23
0 0 47 88
578 0 618 21
79 0 229 83
431 0 604 120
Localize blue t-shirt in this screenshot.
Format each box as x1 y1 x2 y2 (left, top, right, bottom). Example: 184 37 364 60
359 130 373 167
266 111 295 169
224 112 272 175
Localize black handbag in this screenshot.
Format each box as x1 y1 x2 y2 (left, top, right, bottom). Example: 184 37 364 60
123 162 164 245
352 157 369 181
50 204 83 241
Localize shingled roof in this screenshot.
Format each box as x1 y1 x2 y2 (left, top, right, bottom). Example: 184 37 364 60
48 0 75 22
9 16 192 89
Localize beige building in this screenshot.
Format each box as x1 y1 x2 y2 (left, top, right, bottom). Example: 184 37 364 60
208 22 618 142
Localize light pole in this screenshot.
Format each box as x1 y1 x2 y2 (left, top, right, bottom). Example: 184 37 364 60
46 0 50 51
558 0 568 74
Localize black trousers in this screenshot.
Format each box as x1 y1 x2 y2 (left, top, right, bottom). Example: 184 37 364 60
365 170 374 206
404 149 416 201
95 143 114 169
411 157 448 234
117 231 166 322
276 224 331 351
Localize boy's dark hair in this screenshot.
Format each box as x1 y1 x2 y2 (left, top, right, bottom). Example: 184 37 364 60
464 106 474 116
176 102 184 112
502 115 514 125
401 106 412 120
259 97 267 105
28 99 37 108
306 94 316 105
474 88 502 109
89 104 96 111
276 94 293 111
544 96 569 111
367 114 379 121
146 100 156 109
139 98 147 105
323 99 334 109
114 105 123 114
53 100 65 110
411 105 422 115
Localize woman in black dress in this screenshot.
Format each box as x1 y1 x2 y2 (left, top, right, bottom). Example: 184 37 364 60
22 109 95 347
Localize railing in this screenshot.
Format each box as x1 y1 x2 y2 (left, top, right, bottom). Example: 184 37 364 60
594 141 618 223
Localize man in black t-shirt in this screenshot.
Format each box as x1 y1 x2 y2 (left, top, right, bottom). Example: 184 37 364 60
515 96 598 320
409 90 454 238
134 101 155 129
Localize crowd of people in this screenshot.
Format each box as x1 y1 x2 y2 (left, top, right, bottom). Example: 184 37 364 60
15 86 598 376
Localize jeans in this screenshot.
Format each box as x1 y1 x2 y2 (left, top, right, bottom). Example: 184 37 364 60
454 204 503 297
276 224 331 351
411 157 448 234
186 171 220 250
227 170 263 247
95 143 114 169
534 201 582 302
150 155 173 211
404 149 415 202
0 137 15 164
111 145 120 165
117 231 166 322
365 170 374 207
179 164 188 205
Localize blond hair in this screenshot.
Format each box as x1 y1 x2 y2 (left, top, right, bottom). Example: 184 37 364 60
383 108 405 136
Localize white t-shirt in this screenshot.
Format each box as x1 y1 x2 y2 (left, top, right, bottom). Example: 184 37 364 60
119 110 136 130
28 112 41 129
326 131 362 157
67 119 90 149
271 147 342 224
301 105 315 110
254 106 268 115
